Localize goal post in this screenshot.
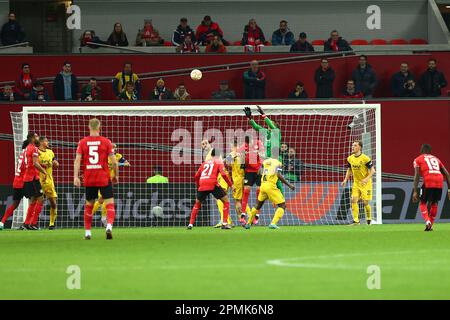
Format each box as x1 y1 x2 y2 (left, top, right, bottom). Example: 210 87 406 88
10 104 382 229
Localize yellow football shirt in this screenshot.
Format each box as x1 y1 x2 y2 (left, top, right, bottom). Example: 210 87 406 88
261 158 283 186
39 148 55 182
231 152 245 182
108 153 124 178
347 153 373 185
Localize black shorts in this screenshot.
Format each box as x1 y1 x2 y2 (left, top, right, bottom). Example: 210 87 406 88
420 187 442 203
13 188 24 201
85 183 114 201
23 179 43 199
244 172 261 187
197 185 226 202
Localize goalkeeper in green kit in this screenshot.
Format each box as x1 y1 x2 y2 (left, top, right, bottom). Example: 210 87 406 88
243 106 284 211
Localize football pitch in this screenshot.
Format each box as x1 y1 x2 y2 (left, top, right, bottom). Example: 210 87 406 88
1 224 450 300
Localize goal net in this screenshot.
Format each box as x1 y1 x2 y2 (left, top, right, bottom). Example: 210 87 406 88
10 104 381 229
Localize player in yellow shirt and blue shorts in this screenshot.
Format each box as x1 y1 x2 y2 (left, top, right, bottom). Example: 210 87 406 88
245 157 295 229
92 143 130 226
341 140 376 225
38 137 59 230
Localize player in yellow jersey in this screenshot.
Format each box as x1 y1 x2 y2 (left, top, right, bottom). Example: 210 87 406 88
245 155 295 229
341 140 376 225
92 143 130 226
201 139 233 228
38 137 59 230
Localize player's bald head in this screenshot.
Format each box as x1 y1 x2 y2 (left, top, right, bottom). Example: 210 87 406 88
421 144 432 154
89 118 101 132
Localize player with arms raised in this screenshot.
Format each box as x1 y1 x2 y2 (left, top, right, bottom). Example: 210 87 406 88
412 144 450 231
245 153 295 229
341 140 375 225
38 137 59 230
188 148 233 230
74 118 118 240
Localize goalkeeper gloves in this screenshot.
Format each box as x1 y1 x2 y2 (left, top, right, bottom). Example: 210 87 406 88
256 105 265 115
243 107 252 119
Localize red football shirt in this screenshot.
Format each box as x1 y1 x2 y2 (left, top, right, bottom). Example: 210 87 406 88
13 150 26 189
23 144 40 182
194 158 232 191
238 140 264 173
76 135 114 187
413 154 445 188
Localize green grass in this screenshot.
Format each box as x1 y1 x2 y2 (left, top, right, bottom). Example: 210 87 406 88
1 224 450 300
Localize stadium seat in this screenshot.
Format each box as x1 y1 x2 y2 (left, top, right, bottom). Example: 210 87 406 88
163 41 173 46
370 39 388 45
233 40 242 46
409 38 428 44
350 39 369 45
390 39 408 45
312 39 325 46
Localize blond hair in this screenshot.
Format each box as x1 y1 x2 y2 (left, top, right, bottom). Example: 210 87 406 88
89 118 101 131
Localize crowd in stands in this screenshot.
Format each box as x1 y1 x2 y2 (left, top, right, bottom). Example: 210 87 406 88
0 56 448 102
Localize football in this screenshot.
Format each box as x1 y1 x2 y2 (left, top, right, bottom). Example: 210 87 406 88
190 69 202 81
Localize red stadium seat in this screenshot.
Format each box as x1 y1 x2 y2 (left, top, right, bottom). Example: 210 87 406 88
390 39 408 45
409 38 428 45
233 40 242 46
350 39 369 45
312 39 325 46
163 41 173 46
370 39 388 45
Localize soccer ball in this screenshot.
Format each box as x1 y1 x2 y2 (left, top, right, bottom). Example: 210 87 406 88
151 206 164 218
190 69 202 81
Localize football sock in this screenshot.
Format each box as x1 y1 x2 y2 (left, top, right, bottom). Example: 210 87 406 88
271 207 285 225
419 202 429 222
24 202 36 225
241 188 250 215
364 204 372 221
31 201 44 225
247 207 258 224
429 203 438 225
49 207 57 226
189 202 201 225
84 203 94 231
106 203 115 227
1 205 16 224
351 202 360 223
222 201 230 224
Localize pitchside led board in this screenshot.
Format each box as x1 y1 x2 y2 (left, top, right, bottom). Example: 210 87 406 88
6 103 443 228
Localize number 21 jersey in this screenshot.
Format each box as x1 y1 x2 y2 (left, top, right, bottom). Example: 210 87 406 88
413 154 445 189
76 136 114 187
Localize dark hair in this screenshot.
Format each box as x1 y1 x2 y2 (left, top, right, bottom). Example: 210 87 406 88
296 81 304 87
421 143 432 154
245 135 250 144
428 58 437 63
331 30 338 34
281 142 289 148
124 62 132 67
321 58 328 63
210 148 216 157
22 63 30 69
90 77 97 81
21 139 29 149
360 55 367 60
39 136 46 142
280 20 287 24
27 132 36 142
347 79 355 84
153 166 163 174
355 140 363 148
63 61 71 66
125 81 135 87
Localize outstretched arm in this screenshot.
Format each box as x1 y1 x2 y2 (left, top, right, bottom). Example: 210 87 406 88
257 105 277 129
277 172 295 190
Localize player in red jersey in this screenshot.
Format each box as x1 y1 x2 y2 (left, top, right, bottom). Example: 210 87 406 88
22 132 47 230
188 148 233 230
74 118 118 240
237 134 265 226
412 144 450 231
0 140 28 230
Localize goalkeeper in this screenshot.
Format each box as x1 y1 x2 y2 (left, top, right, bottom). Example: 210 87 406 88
243 105 284 195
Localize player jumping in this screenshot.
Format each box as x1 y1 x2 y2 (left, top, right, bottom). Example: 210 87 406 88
22 132 47 230
245 155 295 229
38 137 59 230
74 118 118 240
188 148 233 230
0 140 28 230
341 140 376 225
92 143 130 227
412 144 450 231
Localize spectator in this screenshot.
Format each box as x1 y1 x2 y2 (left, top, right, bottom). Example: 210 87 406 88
340 80 364 99
391 62 415 97
242 18 265 52
135 19 164 46
172 17 196 46
30 80 49 102
79 30 104 48
195 15 225 46
351 55 377 98
107 22 128 46
400 79 422 98
418 58 448 97
280 142 289 164
112 62 140 99
271 20 295 46
15 63 34 100
211 80 236 99
146 166 169 183
81 77 102 101
53 61 79 101
288 81 308 99
290 32 314 52
1 85 16 102
205 35 227 53
1 12 25 46
283 147 302 182
314 59 335 98
119 81 138 101
243 60 266 99
174 83 191 100
150 78 174 100
177 35 199 53
324 30 352 52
